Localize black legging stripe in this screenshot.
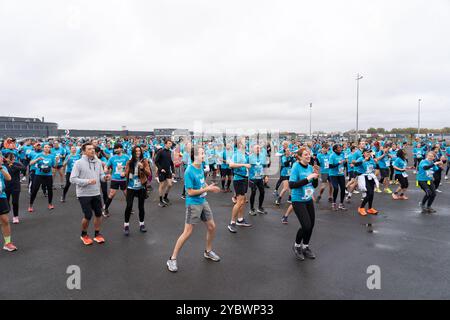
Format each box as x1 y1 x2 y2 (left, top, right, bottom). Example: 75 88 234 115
418 181 436 208
249 179 265 209
124 188 146 223
292 201 315 245
330 175 346 204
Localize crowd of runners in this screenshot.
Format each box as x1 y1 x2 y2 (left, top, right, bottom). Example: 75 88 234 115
0 134 448 272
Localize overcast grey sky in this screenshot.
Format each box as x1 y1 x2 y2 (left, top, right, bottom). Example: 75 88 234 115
0 0 449 133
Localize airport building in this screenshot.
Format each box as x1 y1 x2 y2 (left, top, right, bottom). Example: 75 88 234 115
0 116 58 138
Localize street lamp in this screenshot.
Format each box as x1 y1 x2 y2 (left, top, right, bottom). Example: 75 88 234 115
418 99 422 135
309 103 312 139
356 73 363 142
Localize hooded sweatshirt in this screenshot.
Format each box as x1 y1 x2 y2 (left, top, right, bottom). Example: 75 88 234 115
70 155 105 197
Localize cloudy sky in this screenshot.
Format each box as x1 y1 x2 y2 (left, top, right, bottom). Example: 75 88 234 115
0 0 449 133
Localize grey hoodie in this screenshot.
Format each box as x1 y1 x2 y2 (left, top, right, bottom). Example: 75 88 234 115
70 155 106 197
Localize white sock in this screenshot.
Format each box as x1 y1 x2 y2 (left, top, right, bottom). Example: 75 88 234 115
139 221 145 226
295 243 302 248
124 223 129 227
302 244 309 249
230 221 236 224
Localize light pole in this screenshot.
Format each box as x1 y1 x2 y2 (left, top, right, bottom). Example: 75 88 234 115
356 73 363 142
309 103 312 139
418 99 422 135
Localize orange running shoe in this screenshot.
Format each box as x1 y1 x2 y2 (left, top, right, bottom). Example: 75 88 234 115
80 235 94 246
401 195 409 200
367 208 379 215
358 208 367 216
93 234 105 244
392 193 400 200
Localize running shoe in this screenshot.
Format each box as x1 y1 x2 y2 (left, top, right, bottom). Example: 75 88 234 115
358 208 367 216
60 196 66 203
257 207 268 214
338 204 347 211
181 195 186 200
124 225 130 236
140 224 147 233
353 190 360 194
292 244 305 261
281 216 288 224
427 207 437 213
273 190 279 198
367 208 379 215
374 187 382 193
392 193 400 200
435 189 442 193
227 223 237 233
80 235 94 246
384 188 393 194
28 206 33 213
158 201 167 208
302 246 316 259
204 250 221 262
163 198 171 205
236 219 252 227
275 199 281 206
48 204 55 210
445 176 448 180
13 217 19 224
3 243 18 252
102 208 110 217
328 197 333 203
249 209 257 216
167 259 178 272
331 203 338 211
93 234 105 244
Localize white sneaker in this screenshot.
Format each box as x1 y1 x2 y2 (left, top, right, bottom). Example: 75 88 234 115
445 176 448 180
436 189 443 193
13 217 19 224
413 171 417 174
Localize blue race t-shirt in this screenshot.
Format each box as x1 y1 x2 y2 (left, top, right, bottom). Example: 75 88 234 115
249 153 264 180
107 154 130 181
393 158 407 175
417 160 438 182
328 152 345 176
185 164 207 205
0 172 6 199
65 154 81 174
232 151 249 181
289 162 315 202
316 152 330 174
35 154 56 176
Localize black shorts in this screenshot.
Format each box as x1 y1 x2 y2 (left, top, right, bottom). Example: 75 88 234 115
348 171 357 179
158 171 173 182
380 168 390 178
279 176 289 182
55 165 63 170
209 164 217 172
220 168 232 177
395 174 409 189
0 198 10 215
233 179 249 196
110 180 127 190
78 195 103 220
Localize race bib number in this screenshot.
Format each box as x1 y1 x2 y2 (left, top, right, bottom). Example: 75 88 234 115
385 160 390 167
324 160 329 169
339 166 345 174
303 186 314 200
115 163 124 175
426 169 434 178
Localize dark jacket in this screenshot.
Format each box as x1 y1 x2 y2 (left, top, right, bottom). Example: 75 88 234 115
6 162 24 192
154 148 174 173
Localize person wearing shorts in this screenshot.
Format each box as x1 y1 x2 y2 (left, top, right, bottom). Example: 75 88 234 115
0 158 17 252
167 146 221 273
70 143 110 246
155 139 175 207
103 143 130 217
228 139 252 233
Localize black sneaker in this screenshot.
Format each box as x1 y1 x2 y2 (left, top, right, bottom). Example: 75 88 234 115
328 197 333 203
292 244 305 261
257 207 268 214
227 223 237 233
159 201 167 208
427 207 437 213
163 198 171 205
302 246 316 259
236 219 252 227
249 209 257 216
102 208 110 218
60 196 66 203
124 225 130 236
275 199 281 206
139 225 147 233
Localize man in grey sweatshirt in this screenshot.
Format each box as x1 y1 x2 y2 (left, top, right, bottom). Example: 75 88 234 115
70 142 110 246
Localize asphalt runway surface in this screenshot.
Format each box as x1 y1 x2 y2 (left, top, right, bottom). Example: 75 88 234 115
1 174 450 300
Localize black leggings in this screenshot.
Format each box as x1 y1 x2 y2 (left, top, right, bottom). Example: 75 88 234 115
292 201 315 245
446 164 450 176
125 188 146 223
434 170 442 190
63 172 71 198
29 171 46 194
418 181 436 208
414 158 422 169
249 179 265 209
330 175 346 204
361 177 375 209
389 166 395 181
100 181 108 204
6 189 20 217
30 175 53 205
